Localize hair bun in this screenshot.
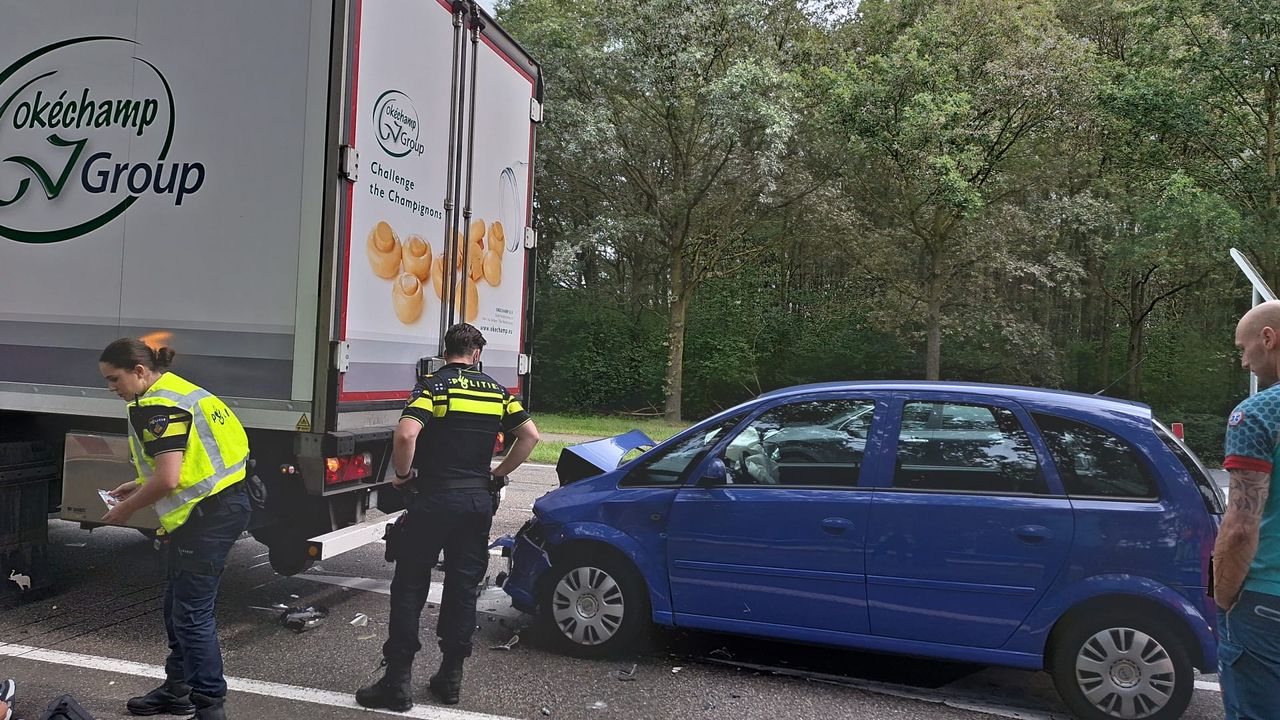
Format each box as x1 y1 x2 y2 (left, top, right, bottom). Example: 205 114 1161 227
153 346 177 369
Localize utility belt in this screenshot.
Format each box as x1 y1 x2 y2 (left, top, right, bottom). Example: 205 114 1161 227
408 474 491 493
383 474 507 563
190 478 247 519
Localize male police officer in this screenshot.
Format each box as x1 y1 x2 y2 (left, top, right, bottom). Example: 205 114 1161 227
357 324 539 710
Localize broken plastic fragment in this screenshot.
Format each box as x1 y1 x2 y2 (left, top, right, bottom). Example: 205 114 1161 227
350 613 370 627
490 634 519 651
7 571 31 592
540 708 551 716
357 632 378 641
672 666 683 674
279 605 328 633
590 701 608 711
616 663 637 681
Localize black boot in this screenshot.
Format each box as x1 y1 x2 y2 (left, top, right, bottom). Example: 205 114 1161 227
126 680 196 716
355 660 413 712
428 655 464 705
189 692 226 720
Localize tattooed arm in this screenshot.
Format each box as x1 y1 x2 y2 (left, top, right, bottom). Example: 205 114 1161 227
1214 468 1272 611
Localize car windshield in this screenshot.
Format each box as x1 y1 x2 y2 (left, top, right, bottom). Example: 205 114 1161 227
620 412 746 486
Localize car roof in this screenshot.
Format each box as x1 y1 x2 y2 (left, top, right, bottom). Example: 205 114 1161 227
755 381 1153 420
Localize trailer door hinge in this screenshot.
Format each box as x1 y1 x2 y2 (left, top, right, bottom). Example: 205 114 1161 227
340 145 359 182
523 227 537 249
518 353 531 375
529 98 543 123
333 341 351 372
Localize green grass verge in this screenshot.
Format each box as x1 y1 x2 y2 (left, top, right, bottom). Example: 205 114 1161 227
529 440 570 465
534 412 687 441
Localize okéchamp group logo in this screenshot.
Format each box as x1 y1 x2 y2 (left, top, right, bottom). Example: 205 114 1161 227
373 89 425 159
0 36 206 244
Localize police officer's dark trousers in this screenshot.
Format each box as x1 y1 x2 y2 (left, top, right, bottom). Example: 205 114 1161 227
163 483 251 700
383 488 494 666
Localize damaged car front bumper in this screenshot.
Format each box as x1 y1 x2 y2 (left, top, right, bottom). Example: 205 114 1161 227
496 519 552 614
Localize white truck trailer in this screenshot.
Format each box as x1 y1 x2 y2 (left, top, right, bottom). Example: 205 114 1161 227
0 0 541 585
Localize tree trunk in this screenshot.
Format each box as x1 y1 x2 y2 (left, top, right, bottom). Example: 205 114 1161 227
1099 298 1112 394
663 260 689 422
925 247 944 380
1125 318 1144 400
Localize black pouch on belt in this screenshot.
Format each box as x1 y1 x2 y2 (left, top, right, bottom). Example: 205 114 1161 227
384 513 408 562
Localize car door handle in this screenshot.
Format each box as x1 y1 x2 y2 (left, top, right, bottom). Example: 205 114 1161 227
821 517 854 535
1013 525 1051 543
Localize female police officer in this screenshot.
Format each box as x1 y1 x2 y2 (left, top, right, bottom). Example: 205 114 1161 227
98 338 250 720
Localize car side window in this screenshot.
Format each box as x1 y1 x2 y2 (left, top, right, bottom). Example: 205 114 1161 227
1034 413 1158 500
720 399 875 487
620 413 745 487
894 401 1046 495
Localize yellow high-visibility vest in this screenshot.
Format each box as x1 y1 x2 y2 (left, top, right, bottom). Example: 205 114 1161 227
126 372 249 532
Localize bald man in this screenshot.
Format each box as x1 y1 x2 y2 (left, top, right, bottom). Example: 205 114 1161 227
1215 299 1280 719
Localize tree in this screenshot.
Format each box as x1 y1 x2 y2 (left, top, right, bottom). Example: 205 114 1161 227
500 0 805 420
1108 0 1280 285
822 0 1095 379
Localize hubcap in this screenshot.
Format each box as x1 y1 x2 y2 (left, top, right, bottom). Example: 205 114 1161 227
551 566 625 646
1075 627 1177 719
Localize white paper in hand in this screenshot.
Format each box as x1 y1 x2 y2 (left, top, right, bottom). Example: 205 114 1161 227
99 489 119 508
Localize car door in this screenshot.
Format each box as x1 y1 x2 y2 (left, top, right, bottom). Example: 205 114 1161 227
865 393 1074 649
665 395 891 638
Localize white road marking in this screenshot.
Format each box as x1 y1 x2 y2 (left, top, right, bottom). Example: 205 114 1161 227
297 572 525 625
1195 679 1222 692
0 643 517 720
300 571 395 597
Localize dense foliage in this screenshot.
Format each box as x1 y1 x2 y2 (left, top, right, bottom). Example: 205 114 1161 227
501 0 1278 461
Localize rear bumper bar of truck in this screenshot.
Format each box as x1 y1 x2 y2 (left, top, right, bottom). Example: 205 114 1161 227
305 509 404 561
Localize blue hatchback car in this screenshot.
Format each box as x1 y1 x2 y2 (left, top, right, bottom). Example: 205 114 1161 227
500 382 1225 720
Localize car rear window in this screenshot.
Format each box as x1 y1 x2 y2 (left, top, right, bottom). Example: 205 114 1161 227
1154 422 1225 515
1033 413 1158 500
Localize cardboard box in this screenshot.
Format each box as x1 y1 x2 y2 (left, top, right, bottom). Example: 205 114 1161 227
61 433 161 531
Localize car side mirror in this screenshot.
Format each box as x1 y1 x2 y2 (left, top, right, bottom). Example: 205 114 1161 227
698 457 727 487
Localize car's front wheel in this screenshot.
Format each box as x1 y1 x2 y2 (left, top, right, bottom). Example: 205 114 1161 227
537 550 650 658
1049 610 1194 720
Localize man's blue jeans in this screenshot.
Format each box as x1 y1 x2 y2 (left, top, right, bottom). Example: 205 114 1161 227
162 484 250 698
1218 589 1280 720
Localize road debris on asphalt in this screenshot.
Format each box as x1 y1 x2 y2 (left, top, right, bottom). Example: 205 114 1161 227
540 708 551 716
589 701 608 710
672 666 683 674
350 613 370 627
491 634 520 651
279 605 328 633
616 663 637 681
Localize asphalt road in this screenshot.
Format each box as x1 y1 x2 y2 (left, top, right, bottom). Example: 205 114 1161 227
0 463 1227 720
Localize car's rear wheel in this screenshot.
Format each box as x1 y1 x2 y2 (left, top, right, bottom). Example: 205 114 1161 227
537 550 649 658
1049 610 1193 720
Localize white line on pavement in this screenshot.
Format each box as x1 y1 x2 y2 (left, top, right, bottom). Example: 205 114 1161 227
300 571 395 597
1195 679 1222 692
0 643 518 720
